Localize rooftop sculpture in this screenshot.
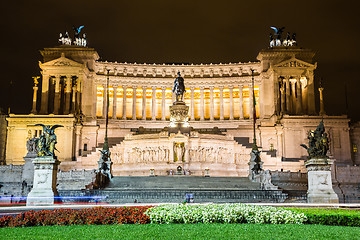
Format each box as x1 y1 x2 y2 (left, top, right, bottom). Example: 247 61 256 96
269 26 296 47
59 25 87 47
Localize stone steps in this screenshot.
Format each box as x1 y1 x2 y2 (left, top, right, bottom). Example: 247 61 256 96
58 176 288 203
59 189 287 204
107 176 261 190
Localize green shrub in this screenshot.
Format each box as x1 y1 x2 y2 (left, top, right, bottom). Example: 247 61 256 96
290 208 360 227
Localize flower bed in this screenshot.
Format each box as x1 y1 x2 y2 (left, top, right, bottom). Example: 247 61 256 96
0 206 151 227
145 204 307 224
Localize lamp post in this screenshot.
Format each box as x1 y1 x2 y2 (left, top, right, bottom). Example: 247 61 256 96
248 69 262 181
251 69 257 151
103 69 110 151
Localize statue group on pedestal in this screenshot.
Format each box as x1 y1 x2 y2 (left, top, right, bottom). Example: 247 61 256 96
59 25 87 47
269 27 297 47
26 124 63 158
301 120 329 159
34 124 63 158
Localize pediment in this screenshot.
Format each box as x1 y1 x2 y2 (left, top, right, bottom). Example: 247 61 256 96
274 57 316 69
40 54 83 68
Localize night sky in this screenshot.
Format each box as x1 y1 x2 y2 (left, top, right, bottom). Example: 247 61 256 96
0 1 359 121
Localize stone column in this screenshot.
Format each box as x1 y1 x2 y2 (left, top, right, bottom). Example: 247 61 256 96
53 76 60 114
72 80 77 114
172 90 175 103
307 71 316 115
291 79 296 113
142 87 147 120
219 86 224 120
122 86 127 120
301 80 308 114
210 86 214 121
239 85 243 120
190 87 195 120
161 87 166 121
65 76 71 114
259 83 264 119
280 85 285 114
40 74 49 114
27 157 60 206
306 158 339 203
132 87 137 120
113 86 117 119
229 86 234 120
319 87 326 116
76 77 81 113
296 77 302 114
152 87 156 120
31 86 38 114
249 84 254 120
274 73 280 115
200 87 205 121
285 77 291 113
102 83 107 118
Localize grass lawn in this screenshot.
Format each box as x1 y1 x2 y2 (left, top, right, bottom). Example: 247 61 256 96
1 224 360 240
289 208 360 216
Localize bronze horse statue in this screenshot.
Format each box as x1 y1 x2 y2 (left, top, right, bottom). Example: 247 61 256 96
172 72 185 102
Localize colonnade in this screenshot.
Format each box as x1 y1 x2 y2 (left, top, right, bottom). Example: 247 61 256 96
39 75 82 115
97 84 260 121
277 76 308 115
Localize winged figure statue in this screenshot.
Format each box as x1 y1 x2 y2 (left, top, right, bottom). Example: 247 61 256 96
34 124 63 157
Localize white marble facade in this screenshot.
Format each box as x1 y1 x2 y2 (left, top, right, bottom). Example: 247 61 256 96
4 45 353 176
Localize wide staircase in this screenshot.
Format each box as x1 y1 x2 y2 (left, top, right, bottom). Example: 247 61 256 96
59 176 288 204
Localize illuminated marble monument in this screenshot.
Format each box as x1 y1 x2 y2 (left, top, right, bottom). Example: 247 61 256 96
3 29 353 180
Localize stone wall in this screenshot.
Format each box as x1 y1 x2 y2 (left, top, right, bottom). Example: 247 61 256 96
333 165 360 203
350 122 360 166
0 162 95 203
57 169 96 190
0 164 24 200
0 113 7 165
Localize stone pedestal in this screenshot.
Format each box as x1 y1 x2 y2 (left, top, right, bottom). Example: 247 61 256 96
27 157 60 205
169 102 190 134
306 158 339 203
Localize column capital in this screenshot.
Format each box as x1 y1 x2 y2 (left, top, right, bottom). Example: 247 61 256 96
161 86 166 90
209 86 214 90
152 86 157 90
200 86 204 90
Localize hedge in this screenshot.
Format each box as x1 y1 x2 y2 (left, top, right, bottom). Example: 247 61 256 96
290 208 360 227
0 206 151 227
